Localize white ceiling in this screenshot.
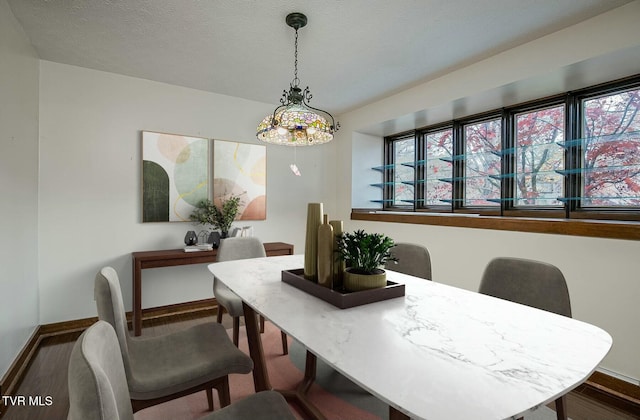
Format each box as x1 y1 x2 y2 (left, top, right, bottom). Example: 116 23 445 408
7 0 634 115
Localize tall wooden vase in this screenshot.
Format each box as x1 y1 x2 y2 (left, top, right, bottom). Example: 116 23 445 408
304 203 323 281
317 214 334 288
329 220 345 289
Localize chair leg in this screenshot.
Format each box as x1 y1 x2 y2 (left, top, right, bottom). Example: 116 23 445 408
216 307 223 324
206 388 214 411
259 315 265 333
281 331 288 355
213 377 231 408
232 316 240 347
555 395 567 420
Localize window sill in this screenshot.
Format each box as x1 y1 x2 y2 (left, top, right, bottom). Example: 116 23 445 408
351 210 640 240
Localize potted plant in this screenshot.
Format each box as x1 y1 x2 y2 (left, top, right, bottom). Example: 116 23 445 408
190 194 241 238
335 229 397 291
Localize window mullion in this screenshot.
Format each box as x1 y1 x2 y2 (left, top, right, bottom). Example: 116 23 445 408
383 137 393 210
501 109 512 216
453 121 464 212
415 133 425 211
565 93 580 218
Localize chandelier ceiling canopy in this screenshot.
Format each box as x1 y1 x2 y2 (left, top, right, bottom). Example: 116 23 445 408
256 12 338 146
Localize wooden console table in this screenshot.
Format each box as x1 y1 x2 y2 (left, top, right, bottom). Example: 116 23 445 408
131 242 294 336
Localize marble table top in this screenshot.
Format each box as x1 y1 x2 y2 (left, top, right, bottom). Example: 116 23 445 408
208 254 612 420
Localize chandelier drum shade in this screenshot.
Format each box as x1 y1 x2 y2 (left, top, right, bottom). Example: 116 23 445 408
256 12 338 146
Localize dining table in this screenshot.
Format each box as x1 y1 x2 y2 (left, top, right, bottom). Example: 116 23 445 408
208 254 612 420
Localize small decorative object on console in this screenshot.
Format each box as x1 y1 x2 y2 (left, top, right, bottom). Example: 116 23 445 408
208 231 221 248
184 230 198 246
183 244 214 253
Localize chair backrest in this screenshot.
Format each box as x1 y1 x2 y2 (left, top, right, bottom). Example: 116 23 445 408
385 242 432 280
94 267 133 378
217 237 266 262
67 321 134 420
479 257 572 317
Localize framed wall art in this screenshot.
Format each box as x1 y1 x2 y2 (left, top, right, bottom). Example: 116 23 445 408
142 131 209 222
213 140 266 220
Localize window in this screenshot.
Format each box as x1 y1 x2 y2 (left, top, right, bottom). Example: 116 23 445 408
513 104 565 207
463 118 501 207
390 135 415 207
579 87 640 207
424 128 453 206
376 74 640 221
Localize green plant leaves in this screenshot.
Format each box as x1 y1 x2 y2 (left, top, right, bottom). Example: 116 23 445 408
189 195 241 233
336 229 396 274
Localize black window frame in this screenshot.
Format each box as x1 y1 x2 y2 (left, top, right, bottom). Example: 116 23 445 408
456 111 503 216
502 97 568 219
417 123 454 212
383 131 416 210
571 77 640 221
379 74 640 222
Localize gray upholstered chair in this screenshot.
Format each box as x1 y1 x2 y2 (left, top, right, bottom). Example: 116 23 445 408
94 267 253 413
385 242 432 280
478 257 571 420
67 320 296 420
214 237 288 354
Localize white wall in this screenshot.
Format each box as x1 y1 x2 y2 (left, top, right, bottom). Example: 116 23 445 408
351 132 383 209
337 2 640 382
0 0 40 378
38 61 336 323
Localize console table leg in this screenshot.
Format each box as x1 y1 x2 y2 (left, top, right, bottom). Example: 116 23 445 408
133 259 142 336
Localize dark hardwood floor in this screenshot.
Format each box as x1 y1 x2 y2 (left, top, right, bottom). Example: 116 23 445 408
2 313 638 420
3 331 81 420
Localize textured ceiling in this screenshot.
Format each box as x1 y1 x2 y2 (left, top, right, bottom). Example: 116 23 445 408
7 0 634 114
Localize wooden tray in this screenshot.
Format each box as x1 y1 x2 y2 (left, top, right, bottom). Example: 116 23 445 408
281 268 405 309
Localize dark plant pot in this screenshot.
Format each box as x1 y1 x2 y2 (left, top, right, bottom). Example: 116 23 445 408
221 231 229 239
343 268 386 292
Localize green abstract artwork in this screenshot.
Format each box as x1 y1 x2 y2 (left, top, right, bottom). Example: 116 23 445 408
142 131 209 222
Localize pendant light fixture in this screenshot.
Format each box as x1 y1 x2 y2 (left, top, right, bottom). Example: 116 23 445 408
256 12 338 146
